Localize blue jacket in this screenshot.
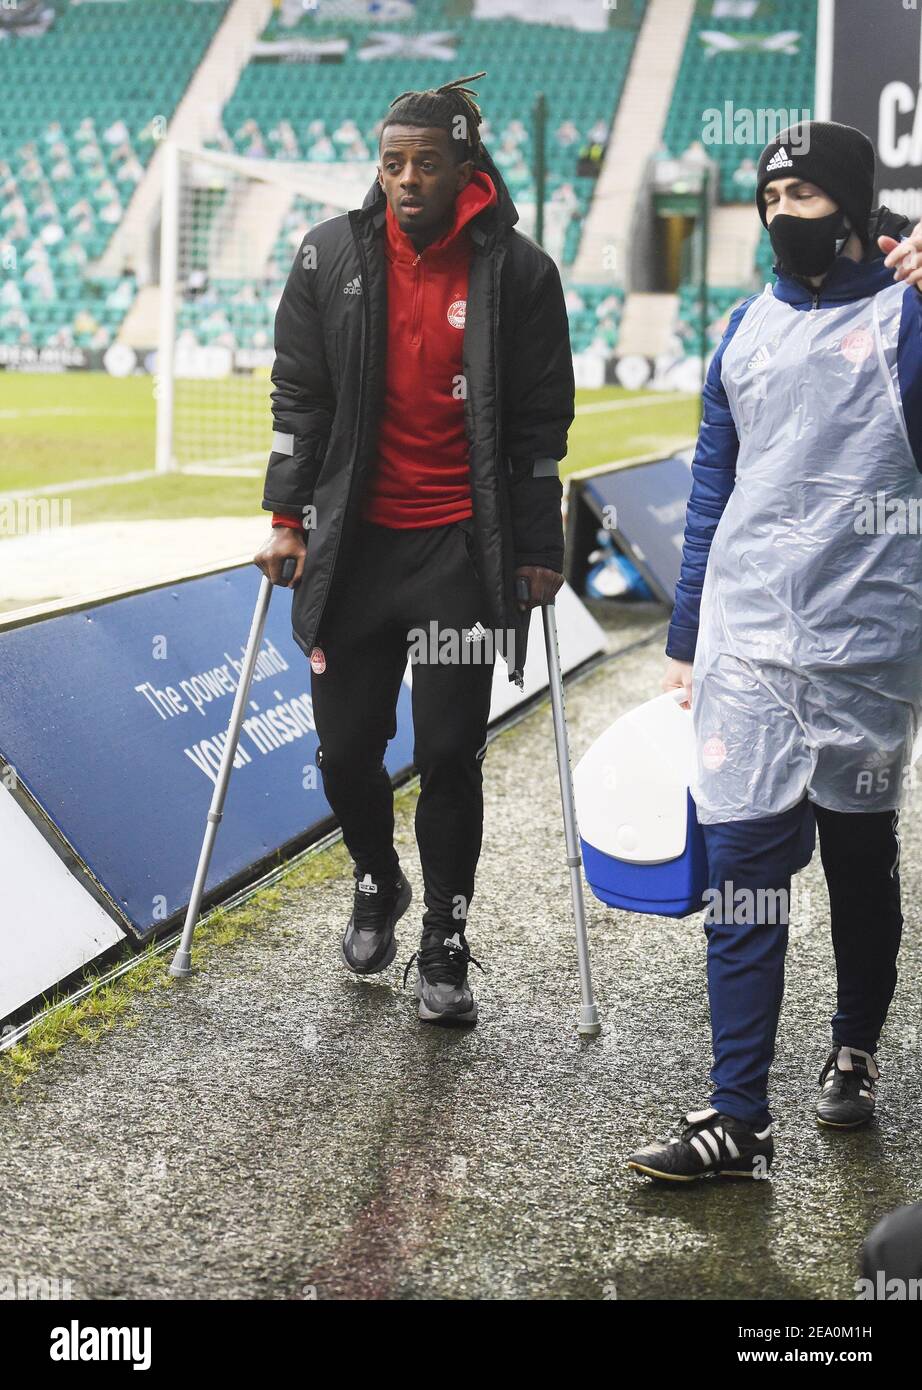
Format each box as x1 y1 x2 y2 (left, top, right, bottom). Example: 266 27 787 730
666 209 922 664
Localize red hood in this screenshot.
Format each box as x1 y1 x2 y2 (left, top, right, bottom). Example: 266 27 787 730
385 170 497 263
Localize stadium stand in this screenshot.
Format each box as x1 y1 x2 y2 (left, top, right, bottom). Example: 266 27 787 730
662 0 816 203
0 0 652 362
195 0 647 356
662 0 816 346
0 0 229 351
219 0 645 239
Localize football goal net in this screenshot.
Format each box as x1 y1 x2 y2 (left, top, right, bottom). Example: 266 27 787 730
155 142 376 475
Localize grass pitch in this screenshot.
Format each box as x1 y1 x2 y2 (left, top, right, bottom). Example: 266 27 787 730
0 371 698 529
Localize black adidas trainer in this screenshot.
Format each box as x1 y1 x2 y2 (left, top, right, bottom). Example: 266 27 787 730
341 868 412 975
816 1046 878 1129
627 1107 774 1182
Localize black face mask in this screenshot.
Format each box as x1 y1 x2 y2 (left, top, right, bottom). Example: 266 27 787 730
769 209 850 278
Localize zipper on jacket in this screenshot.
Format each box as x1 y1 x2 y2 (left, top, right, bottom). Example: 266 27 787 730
812 290 820 310
411 253 423 344
312 214 369 640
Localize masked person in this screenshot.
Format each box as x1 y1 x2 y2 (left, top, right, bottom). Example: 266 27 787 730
628 121 922 1181
253 75 573 1025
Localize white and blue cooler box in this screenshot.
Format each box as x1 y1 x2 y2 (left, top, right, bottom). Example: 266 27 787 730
574 690 708 918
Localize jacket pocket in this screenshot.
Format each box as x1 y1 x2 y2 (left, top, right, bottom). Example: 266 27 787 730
323 325 342 384
456 518 480 580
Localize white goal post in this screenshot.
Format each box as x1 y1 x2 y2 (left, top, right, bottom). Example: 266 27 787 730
155 142 377 475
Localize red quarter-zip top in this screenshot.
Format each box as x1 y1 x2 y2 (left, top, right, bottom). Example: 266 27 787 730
273 171 498 532
361 170 497 528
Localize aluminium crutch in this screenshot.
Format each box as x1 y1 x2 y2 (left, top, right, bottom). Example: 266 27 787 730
169 556 297 978
516 576 601 1036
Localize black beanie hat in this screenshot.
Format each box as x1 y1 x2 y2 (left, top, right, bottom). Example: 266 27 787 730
756 120 876 247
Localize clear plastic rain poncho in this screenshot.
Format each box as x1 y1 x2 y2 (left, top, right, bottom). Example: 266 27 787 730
692 279 922 825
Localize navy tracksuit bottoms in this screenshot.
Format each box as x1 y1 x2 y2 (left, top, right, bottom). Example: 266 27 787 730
701 799 903 1129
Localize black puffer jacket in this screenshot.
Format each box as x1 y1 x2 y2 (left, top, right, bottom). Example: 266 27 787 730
261 144 575 685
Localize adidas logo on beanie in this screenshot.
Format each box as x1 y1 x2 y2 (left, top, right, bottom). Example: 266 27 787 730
765 146 794 173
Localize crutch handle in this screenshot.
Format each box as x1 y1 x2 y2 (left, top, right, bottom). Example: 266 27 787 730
280 556 297 584
516 574 558 608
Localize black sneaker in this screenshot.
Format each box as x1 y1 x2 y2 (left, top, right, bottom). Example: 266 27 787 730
341 868 412 976
627 1107 774 1182
816 1046 878 1129
403 930 484 1026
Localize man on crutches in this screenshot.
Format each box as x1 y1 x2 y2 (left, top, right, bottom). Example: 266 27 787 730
252 74 575 1026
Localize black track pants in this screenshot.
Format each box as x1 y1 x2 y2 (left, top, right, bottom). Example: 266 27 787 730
310 518 496 939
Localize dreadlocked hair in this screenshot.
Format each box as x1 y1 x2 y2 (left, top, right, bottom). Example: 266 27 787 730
382 71 487 165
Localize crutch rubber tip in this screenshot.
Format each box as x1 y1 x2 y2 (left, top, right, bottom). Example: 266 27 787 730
168 950 193 979
577 1005 601 1037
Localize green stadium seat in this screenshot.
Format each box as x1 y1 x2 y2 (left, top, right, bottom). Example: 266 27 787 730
0 0 229 349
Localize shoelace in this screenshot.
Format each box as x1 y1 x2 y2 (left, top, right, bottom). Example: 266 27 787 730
403 934 485 988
